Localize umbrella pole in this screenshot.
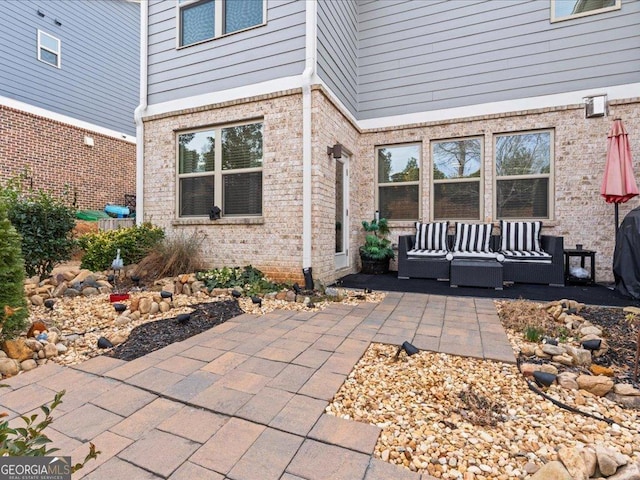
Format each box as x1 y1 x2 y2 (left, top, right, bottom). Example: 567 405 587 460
615 203 619 233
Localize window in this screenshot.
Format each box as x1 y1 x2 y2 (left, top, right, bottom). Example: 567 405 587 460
551 0 620 22
177 121 263 217
376 144 420 221
178 0 265 47
495 131 553 220
432 137 482 220
37 30 60 68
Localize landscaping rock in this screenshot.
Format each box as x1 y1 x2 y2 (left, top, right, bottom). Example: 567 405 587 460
52 282 68 297
82 287 99 296
30 294 44 306
606 392 640 410
576 375 614 396
542 344 565 356
591 364 615 376
558 446 589 480
63 288 80 298
606 461 640 480
43 343 58 358
564 345 592 367
595 445 628 476
20 359 37 371
70 269 93 285
557 372 579 390
0 358 20 376
138 297 152 314
530 461 572 480
614 384 640 396
2 339 34 362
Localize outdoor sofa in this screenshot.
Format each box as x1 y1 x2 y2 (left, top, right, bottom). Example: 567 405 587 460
397 221 565 286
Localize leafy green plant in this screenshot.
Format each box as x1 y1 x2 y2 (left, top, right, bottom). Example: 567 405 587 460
359 218 394 261
196 265 281 295
134 232 204 280
2 179 76 277
77 223 164 271
524 326 543 343
558 327 570 343
0 390 99 472
0 198 28 340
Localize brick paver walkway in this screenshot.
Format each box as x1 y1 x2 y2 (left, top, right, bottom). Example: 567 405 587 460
1 292 515 479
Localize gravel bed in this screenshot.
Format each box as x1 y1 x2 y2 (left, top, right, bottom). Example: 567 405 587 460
327 343 640 479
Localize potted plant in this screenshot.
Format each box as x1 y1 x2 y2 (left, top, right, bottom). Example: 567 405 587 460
359 217 394 274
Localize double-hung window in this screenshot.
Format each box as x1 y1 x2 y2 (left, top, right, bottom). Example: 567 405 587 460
376 144 420 220
432 137 483 220
177 121 263 218
37 30 61 68
495 130 553 219
178 0 265 47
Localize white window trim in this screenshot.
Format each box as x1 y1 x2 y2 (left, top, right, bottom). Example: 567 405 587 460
493 129 555 221
550 0 621 23
176 0 267 49
37 30 61 68
375 142 422 222
175 119 264 219
430 136 484 222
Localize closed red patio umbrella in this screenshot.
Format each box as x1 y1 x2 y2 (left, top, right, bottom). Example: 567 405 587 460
601 118 638 231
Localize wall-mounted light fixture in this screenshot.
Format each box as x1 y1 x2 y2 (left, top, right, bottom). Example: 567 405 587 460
327 143 343 159
209 205 221 220
584 94 608 118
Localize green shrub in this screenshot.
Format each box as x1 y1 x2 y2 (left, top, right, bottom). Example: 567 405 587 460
524 326 543 343
78 223 164 271
197 265 281 296
0 389 99 472
2 186 76 278
0 199 28 340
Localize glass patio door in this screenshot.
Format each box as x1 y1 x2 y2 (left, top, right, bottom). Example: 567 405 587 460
335 154 350 270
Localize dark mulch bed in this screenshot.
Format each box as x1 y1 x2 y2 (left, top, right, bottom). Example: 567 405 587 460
106 299 244 361
580 306 639 382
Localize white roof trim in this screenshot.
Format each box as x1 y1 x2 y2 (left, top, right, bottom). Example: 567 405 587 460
0 95 136 143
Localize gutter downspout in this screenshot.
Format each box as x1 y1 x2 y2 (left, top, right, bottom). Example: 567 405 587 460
134 0 149 226
302 0 317 271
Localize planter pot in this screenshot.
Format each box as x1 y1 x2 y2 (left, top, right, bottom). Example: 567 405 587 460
360 256 390 275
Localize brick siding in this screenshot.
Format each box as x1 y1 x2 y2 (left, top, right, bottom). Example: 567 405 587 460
143 86 640 285
0 105 136 211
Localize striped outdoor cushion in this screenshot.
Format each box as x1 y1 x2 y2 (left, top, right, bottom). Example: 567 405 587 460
453 223 493 252
407 249 449 258
415 221 449 251
500 221 542 252
501 249 552 263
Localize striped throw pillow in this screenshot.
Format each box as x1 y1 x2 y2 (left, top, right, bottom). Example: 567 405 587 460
500 221 542 252
453 223 493 252
415 222 449 251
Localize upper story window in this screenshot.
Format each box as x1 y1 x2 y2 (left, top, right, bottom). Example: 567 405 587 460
178 0 266 47
177 121 263 218
37 30 61 68
432 137 483 221
494 130 553 220
551 0 621 22
376 144 420 221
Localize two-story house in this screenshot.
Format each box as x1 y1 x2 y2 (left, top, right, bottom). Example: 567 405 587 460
0 0 139 211
137 0 640 284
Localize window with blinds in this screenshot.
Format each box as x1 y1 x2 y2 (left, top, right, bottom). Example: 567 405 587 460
177 121 263 218
376 144 420 220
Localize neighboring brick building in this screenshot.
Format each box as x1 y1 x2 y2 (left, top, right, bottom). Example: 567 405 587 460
0 0 138 210
139 0 640 284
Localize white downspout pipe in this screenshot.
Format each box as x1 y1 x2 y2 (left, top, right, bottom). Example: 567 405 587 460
301 0 317 270
134 0 149 225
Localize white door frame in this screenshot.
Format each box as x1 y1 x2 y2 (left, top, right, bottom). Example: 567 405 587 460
335 153 350 270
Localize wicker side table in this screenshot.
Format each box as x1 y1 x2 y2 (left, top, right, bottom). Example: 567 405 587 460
450 259 503 290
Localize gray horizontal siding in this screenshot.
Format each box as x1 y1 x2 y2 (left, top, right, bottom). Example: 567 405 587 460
0 0 139 135
356 0 640 119
147 0 306 105
317 0 358 116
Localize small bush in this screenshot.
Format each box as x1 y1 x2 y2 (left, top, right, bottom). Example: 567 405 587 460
77 223 164 271
134 232 204 280
2 182 76 278
0 389 99 472
0 199 28 340
197 265 281 296
524 326 543 343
